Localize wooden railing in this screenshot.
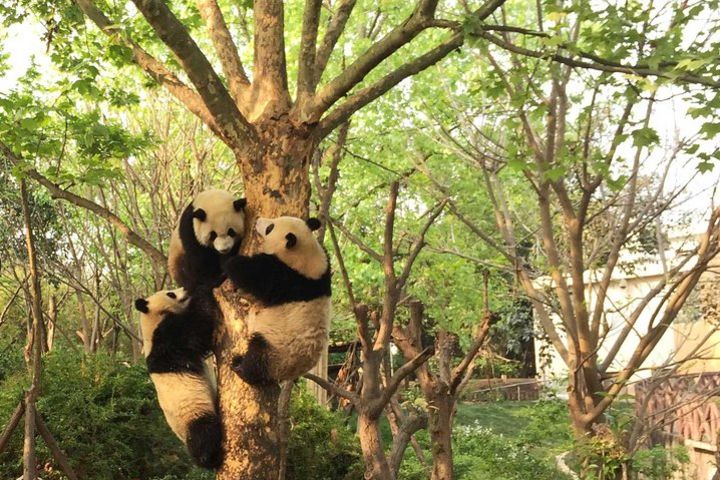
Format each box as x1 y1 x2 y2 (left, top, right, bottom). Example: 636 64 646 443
635 372 720 444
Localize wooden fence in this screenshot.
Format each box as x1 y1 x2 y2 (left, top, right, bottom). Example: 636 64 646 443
634 372 720 444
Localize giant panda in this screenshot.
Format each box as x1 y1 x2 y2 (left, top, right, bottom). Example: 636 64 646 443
223 216 331 386
134 287 223 469
168 189 247 292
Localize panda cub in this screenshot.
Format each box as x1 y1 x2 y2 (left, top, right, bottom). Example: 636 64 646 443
134 287 222 469
168 189 247 292
224 216 331 385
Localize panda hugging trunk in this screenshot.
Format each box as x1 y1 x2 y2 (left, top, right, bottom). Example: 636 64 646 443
134 288 223 469
168 189 247 292
224 216 331 386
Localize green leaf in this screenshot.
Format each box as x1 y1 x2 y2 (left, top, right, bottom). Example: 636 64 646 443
698 161 714 173
544 166 565 181
700 122 720 138
631 127 660 147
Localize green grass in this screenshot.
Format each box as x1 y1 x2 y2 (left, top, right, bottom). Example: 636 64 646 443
396 399 574 480
455 401 537 436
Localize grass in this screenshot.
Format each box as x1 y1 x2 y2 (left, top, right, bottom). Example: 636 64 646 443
396 399 574 480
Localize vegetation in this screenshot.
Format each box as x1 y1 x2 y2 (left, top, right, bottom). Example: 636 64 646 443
1 0 719 478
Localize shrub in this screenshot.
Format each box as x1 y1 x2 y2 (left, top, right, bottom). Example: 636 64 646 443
287 383 363 480
0 348 211 480
0 349 362 479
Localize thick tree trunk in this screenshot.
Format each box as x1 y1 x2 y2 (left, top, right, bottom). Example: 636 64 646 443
358 412 393 480
215 125 317 480
429 395 454 480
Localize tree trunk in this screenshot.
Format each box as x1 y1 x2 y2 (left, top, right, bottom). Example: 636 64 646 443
215 125 317 480
429 395 454 480
358 412 393 480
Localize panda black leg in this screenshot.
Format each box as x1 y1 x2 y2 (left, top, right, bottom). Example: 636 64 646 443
186 413 223 470
231 334 273 386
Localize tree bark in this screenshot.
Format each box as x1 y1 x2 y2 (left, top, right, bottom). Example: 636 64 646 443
215 127 317 480
358 412 393 480
21 179 43 480
429 394 454 480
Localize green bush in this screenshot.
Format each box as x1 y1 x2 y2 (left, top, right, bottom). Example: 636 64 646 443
0 349 362 479
0 348 211 480
287 383 363 480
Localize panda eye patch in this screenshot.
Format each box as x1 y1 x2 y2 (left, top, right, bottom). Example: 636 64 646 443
209 231 218 241
265 224 275 235
167 292 176 299
228 228 236 237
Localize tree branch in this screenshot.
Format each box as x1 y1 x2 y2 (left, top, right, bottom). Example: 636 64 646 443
131 0 256 150
313 0 357 87
296 0 323 105
196 0 250 103
330 218 383 263
251 0 292 119
450 312 493 394
373 181 400 352
73 0 227 141
311 0 448 116
317 32 463 136
304 373 360 404
397 199 447 291
1 142 167 268
371 347 433 417
476 30 720 89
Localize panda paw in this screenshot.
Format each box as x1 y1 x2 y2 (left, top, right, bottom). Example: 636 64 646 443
231 354 274 386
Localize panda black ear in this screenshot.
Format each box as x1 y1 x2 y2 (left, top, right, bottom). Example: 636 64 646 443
285 233 297 249
192 208 207 221
234 198 247 212
306 217 321 231
134 298 149 313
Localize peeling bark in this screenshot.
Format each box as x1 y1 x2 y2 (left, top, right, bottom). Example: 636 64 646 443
215 129 316 480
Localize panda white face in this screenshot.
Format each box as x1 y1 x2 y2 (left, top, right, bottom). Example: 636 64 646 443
255 216 327 279
134 288 190 317
191 189 246 254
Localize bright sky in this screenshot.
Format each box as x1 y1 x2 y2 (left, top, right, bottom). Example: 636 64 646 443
1 17 718 231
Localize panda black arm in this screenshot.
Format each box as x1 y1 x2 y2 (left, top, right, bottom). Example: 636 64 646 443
147 312 208 375
224 253 330 305
224 254 285 302
178 203 201 249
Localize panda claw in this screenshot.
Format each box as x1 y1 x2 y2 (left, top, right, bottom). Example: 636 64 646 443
231 354 273 386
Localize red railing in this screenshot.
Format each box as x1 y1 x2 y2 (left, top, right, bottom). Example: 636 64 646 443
635 372 720 444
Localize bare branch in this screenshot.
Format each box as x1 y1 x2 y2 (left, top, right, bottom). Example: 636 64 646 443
311 0 451 116
371 347 433 416
196 0 250 103
304 373 360 404
251 0 292 118
0 401 25 454
1 142 167 268
450 312 494 394
327 220 358 311
34 412 79 480
397 199 447 291
314 0 357 87
131 0 255 149
330 218 383 263
373 181 400 352
317 33 463 137
296 0 323 104
476 30 720 89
